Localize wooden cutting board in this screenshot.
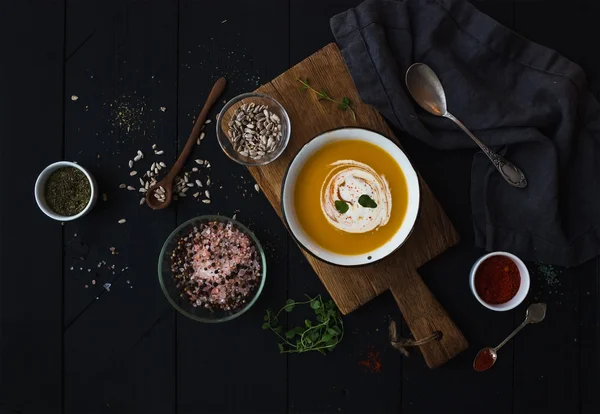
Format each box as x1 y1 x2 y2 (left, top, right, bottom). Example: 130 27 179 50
249 43 467 368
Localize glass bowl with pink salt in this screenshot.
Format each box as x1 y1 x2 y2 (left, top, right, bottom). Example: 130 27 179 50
158 215 266 323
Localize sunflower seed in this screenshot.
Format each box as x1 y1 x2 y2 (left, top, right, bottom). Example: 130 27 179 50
118 219 126 224
128 160 134 168
139 178 145 186
134 154 142 162
139 198 146 205
119 183 126 189
206 178 211 186
202 199 211 204
205 190 210 199
159 162 166 168
130 170 137 176
152 144 157 149
254 184 260 193
186 183 194 187
232 213 237 220
193 192 199 198
196 180 203 187
155 150 164 155
195 159 203 165
204 119 211 124
192 167 198 172
71 95 79 101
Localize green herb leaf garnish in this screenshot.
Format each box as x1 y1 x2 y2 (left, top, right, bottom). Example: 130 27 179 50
358 194 377 208
296 78 357 121
263 295 344 354
334 200 349 214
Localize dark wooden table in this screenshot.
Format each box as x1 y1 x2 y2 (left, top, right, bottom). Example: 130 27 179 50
1 1 598 413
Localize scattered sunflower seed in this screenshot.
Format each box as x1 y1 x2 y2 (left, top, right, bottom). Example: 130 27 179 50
206 178 211 186
192 167 198 172
195 159 203 165
126 186 135 191
71 95 79 101
152 144 157 149
202 199 211 204
159 162 167 168
195 179 203 187
232 213 237 220
193 192 200 198
199 132 205 141
205 190 210 199
139 197 146 205
128 160 134 168
130 171 137 176
160 107 166 112
254 184 260 192
119 184 126 189
204 119 212 124
118 219 126 224
155 150 164 155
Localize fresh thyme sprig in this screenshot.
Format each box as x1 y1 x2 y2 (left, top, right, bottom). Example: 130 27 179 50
296 78 357 121
262 294 344 354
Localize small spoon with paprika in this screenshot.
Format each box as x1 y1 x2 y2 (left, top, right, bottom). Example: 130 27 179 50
473 303 547 372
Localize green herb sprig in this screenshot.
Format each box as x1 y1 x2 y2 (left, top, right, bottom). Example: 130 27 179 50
334 200 349 214
263 295 344 354
358 194 377 208
297 78 356 121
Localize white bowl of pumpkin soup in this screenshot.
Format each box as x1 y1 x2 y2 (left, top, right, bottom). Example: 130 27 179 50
282 128 420 266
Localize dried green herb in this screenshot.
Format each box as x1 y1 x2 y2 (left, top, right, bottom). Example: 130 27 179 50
262 295 344 355
45 167 91 216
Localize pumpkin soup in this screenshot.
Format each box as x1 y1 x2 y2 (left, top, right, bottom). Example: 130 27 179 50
294 140 408 255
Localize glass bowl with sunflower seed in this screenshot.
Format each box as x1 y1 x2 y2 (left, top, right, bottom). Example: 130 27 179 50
216 93 291 166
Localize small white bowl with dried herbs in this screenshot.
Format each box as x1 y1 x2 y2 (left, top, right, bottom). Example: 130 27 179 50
35 161 98 221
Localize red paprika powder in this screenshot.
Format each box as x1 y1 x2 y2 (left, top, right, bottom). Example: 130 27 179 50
475 256 520 304
473 348 496 372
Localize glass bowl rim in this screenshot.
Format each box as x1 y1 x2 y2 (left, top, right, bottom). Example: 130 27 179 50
157 214 267 323
216 92 291 166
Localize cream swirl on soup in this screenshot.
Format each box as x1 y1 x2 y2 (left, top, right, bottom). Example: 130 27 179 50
320 160 392 234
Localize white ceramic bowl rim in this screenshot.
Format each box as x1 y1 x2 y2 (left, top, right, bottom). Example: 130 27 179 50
469 251 531 312
281 127 420 266
34 161 97 221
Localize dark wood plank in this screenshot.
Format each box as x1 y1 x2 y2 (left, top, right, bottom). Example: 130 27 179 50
511 1 600 412
63 1 178 412
398 0 518 412
580 258 600 414
175 1 289 413
0 1 65 412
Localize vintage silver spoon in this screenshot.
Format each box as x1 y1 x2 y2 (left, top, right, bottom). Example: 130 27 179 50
405 63 527 188
473 303 547 372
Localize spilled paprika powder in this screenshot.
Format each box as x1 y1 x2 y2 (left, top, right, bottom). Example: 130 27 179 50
475 256 520 304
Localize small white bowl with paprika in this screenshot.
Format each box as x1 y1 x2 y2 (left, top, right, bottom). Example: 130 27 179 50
469 251 530 311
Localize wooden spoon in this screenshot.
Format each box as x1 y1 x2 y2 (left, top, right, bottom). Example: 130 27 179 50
146 77 227 210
